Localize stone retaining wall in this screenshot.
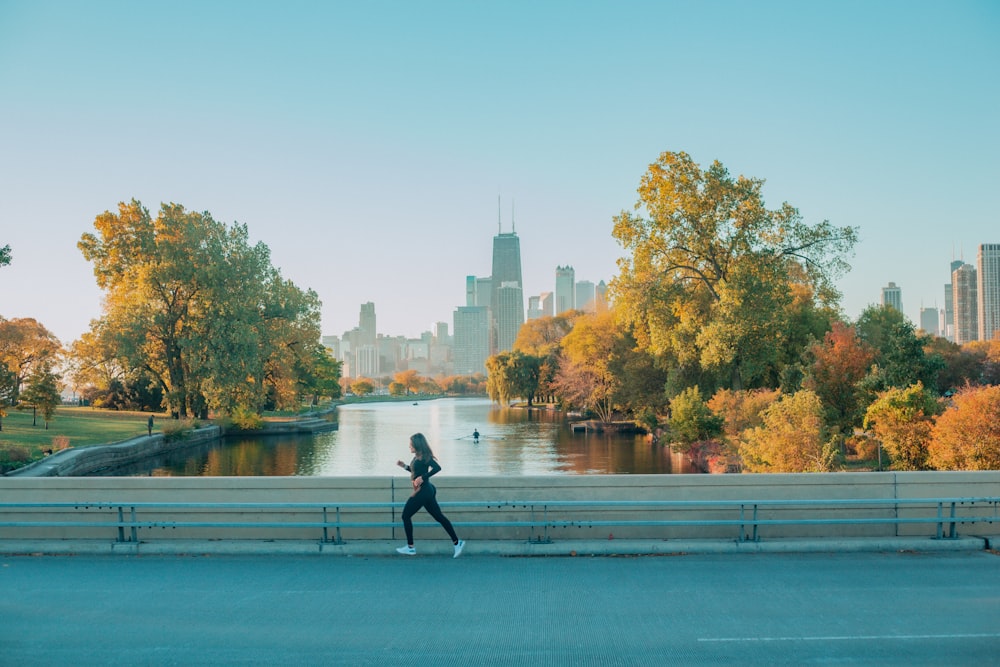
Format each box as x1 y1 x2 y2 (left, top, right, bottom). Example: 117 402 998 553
1 472 997 543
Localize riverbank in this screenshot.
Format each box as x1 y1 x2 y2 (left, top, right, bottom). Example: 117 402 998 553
5 409 340 477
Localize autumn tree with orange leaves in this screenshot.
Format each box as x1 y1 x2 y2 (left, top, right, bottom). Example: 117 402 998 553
928 385 1000 470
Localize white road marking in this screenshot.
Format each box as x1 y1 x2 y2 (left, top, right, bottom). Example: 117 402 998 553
699 633 1000 643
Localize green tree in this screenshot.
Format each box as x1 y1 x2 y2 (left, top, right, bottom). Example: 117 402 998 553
863 382 939 471
485 351 540 406
78 200 322 418
0 317 63 405
667 386 723 453
738 389 838 472
0 244 11 267
855 306 944 397
19 361 62 429
927 337 988 393
296 346 342 405
611 151 856 390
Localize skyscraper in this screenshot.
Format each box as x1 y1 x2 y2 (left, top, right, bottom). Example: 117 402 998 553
977 243 1000 341
453 306 490 375
576 280 596 313
359 302 376 346
555 265 575 314
595 280 608 312
953 263 978 344
495 282 524 351
465 276 476 307
491 230 524 353
944 259 963 341
527 295 543 320
919 307 940 337
881 282 902 312
539 292 554 318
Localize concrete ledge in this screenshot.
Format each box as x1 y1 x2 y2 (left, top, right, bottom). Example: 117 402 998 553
0 536 987 558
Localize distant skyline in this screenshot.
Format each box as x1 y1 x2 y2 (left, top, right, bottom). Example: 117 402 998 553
2 1 998 345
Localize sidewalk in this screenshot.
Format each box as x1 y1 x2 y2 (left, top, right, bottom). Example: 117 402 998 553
0 535 989 557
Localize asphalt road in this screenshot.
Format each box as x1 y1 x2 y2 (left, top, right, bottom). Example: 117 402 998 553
3 550 999 666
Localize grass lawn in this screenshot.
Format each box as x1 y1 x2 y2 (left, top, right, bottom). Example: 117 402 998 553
0 406 172 472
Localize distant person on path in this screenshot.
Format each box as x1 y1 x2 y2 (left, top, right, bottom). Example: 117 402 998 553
395 433 465 558
472 428 479 443
147 415 154 437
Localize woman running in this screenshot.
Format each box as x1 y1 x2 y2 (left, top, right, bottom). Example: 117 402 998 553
395 433 465 558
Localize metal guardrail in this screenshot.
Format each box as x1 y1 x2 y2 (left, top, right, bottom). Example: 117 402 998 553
1 497 998 544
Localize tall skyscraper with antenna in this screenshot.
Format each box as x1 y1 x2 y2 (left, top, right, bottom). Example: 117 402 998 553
491 198 524 353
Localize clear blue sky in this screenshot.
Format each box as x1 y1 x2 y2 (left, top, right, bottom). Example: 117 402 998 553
2 0 998 345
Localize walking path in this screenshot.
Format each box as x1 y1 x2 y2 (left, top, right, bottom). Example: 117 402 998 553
4 547 999 665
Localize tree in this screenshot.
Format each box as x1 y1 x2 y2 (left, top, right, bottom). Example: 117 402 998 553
485 351 540 406
0 360 15 430
611 151 857 390
863 382 938 471
393 370 422 395
350 379 375 396
928 385 1000 470
738 390 837 472
0 317 63 405
924 337 985 396
855 306 944 397
551 311 627 422
296 346 342 405
19 361 62 429
78 200 322 418
667 386 723 453
0 244 10 267
707 388 782 444
802 321 875 434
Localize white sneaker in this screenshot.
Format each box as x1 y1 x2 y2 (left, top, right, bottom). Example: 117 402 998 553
453 540 465 558
396 545 416 556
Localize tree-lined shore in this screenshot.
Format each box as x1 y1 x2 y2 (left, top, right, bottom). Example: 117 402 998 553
3 150 999 475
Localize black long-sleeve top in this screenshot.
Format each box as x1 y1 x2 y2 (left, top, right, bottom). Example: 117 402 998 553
404 457 441 488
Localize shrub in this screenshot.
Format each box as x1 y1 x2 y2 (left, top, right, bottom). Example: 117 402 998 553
230 407 264 431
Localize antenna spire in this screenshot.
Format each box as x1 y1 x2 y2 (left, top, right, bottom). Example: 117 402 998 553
497 194 501 234
512 198 515 233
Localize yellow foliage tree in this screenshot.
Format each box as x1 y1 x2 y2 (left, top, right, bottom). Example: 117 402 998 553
927 385 1000 470
738 390 837 472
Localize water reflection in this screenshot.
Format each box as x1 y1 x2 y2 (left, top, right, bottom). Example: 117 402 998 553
128 398 699 476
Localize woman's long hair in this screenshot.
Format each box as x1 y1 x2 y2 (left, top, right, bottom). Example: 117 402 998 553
410 433 435 462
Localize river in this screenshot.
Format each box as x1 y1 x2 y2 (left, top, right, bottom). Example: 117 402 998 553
131 397 699 476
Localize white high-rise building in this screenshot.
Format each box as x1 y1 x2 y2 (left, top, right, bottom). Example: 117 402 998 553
495 282 524 352
944 259 963 341
881 282 902 312
555 265 575 314
977 243 1000 341
453 306 490 376
953 263 978 345
576 280 596 313
539 292 554 318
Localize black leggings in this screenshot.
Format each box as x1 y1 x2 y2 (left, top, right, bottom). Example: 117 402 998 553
402 485 458 545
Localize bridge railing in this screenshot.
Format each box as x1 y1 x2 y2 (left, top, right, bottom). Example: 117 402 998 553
1 497 998 544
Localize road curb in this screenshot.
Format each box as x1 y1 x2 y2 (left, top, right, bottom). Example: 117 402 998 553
0 536 988 557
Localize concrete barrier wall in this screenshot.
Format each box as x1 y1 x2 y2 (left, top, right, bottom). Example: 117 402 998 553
1 472 998 543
